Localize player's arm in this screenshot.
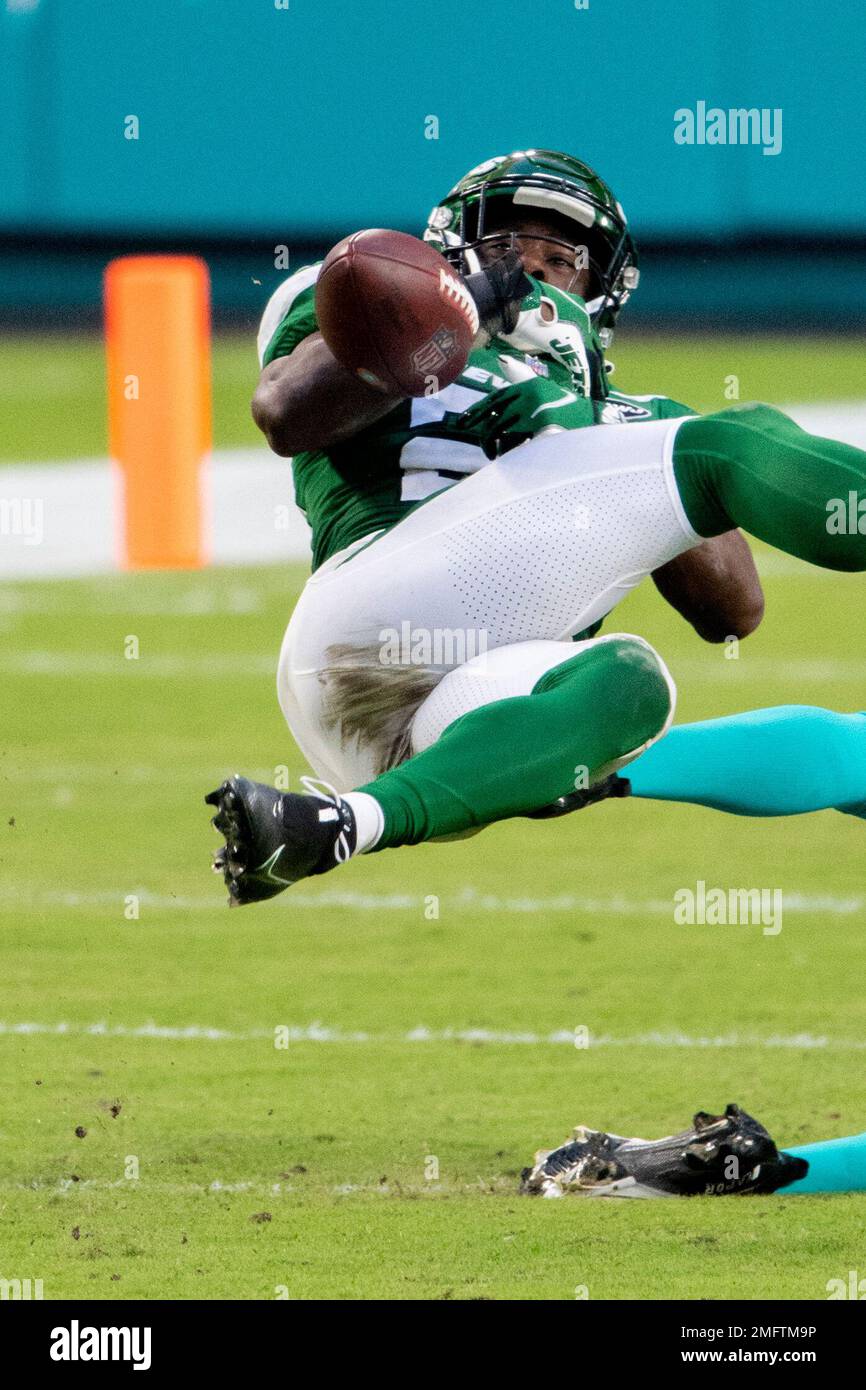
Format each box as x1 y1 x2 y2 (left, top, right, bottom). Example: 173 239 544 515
253 239 530 457
651 530 764 642
252 332 403 457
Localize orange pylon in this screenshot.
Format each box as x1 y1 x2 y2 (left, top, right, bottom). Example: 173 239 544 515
104 255 211 568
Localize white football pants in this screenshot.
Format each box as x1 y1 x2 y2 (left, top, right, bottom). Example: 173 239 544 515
277 417 697 788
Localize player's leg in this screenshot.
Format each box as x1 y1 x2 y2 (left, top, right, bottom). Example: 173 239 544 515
275 414 699 678
782 1129 866 1194
673 403 866 570
352 633 675 848
206 633 675 902
626 705 866 818
272 415 695 791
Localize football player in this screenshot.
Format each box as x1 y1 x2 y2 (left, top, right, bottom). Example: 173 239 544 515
208 150 866 904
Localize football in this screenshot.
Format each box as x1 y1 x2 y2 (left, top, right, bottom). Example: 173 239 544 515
315 228 478 396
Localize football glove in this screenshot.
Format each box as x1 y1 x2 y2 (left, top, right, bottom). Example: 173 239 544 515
462 249 533 338
520 1103 808 1198
458 375 596 458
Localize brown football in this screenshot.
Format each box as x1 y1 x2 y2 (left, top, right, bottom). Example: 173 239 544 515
315 228 478 397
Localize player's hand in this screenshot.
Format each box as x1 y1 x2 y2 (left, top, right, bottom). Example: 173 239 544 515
458 376 595 458
462 249 533 338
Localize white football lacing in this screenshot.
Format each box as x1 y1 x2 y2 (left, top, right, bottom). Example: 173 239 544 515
300 775 353 864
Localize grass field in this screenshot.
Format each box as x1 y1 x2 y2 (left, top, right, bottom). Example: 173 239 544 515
3 329 866 460
1 333 865 1300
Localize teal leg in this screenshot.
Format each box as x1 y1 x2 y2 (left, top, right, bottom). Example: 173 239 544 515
782 1130 866 1194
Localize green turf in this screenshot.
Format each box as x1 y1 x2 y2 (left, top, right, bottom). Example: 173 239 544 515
0 332 261 462
3 330 866 461
2 556 865 1300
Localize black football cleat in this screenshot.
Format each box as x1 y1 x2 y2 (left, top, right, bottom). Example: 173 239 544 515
525 772 632 820
205 775 356 907
520 1103 808 1198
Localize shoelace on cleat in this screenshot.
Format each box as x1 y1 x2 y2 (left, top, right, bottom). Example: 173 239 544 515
299 775 354 864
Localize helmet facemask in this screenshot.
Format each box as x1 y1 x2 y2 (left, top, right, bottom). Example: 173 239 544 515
424 153 640 344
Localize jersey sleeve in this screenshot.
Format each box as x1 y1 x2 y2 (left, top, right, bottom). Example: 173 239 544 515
257 262 322 368
651 395 697 420
605 387 698 421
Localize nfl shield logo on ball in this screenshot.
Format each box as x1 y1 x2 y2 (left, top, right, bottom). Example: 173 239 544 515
411 327 458 375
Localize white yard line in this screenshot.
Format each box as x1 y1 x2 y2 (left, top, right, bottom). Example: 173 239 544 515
0 651 276 677
1 887 862 915
3 1176 508 1196
0 1020 861 1048
3 651 865 682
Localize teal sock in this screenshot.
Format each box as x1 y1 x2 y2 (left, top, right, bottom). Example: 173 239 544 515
357 638 672 849
674 404 866 570
627 705 866 817
782 1130 866 1193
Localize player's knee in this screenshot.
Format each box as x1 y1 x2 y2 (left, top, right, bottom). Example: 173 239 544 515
593 635 676 750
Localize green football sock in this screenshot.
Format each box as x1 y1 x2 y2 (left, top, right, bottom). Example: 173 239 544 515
356 637 671 849
673 403 866 570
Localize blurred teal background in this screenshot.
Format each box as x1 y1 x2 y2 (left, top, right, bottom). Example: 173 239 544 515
1 0 865 321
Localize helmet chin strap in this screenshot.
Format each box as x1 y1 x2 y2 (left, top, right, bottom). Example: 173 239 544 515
586 294 619 348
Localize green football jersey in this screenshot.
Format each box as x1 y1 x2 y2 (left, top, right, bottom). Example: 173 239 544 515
257 262 695 571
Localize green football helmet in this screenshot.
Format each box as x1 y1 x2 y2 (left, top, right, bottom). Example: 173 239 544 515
423 149 639 344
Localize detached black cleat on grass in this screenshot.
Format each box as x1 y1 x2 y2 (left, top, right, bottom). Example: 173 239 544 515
520 1103 809 1198
206 774 356 907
